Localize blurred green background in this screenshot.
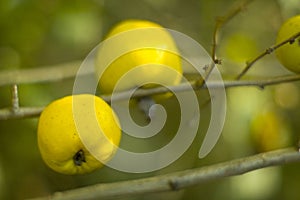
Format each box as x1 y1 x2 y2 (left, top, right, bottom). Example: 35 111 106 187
0 0 300 199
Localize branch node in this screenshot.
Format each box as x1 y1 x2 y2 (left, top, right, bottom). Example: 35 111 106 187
202 64 209 71
266 47 274 54
195 79 205 90
214 58 222 65
169 179 180 191
289 38 295 44
258 85 265 90
297 140 300 152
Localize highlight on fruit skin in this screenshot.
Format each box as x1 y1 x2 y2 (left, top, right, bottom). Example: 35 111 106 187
37 94 121 175
94 19 183 98
275 15 300 73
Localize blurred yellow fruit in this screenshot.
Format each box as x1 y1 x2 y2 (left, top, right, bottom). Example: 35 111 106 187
250 110 291 152
95 19 182 100
37 94 121 175
276 15 300 73
222 32 258 63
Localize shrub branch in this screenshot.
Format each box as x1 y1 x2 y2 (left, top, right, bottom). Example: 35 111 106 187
27 148 300 200
1 73 300 120
236 32 300 80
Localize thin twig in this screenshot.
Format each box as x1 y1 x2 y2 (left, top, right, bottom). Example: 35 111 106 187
27 147 300 200
196 62 215 88
107 73 300 98
211 0 254 64
11 84 19 112
1 73 300 120
236 32 300 80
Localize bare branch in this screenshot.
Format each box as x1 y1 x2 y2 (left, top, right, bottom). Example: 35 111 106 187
211 0 254 64
0 107 44 120
1 73 300 120
236 32 300 80
0 60 82 86
27 147 300 200
225 73 300 88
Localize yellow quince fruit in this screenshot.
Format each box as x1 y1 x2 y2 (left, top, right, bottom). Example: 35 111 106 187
95 19 182 100
276 15 300 73
37 94 121 175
